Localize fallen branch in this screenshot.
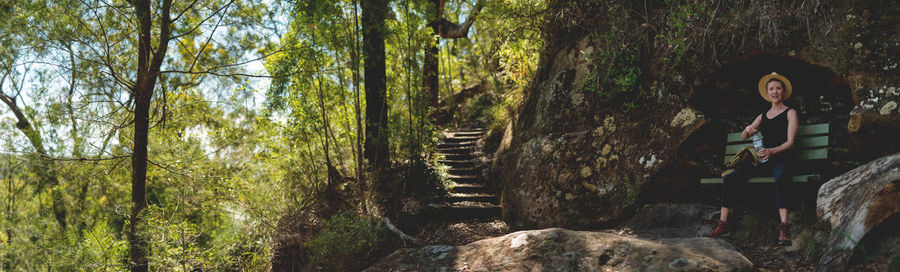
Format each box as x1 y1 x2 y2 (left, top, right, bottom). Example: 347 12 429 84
382 216 420 246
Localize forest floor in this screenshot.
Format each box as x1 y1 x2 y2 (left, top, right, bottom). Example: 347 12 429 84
732 241 817 272
416 219 818 271
417 217 509 245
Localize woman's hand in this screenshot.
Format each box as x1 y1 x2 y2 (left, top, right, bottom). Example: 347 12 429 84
757 148 770 161
742 125 757 139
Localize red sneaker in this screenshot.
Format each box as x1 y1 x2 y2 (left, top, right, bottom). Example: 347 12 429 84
706 220 729 238
778 222 792 246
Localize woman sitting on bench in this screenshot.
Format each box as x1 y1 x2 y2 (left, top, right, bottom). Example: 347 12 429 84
706 72 799 246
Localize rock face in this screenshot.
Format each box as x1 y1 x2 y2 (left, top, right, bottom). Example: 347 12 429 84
365 228 752 272
626 203 720 238
816 153 900 271
492 0 899 229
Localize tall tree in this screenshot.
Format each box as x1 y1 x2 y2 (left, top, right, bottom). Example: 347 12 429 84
350 0 365 198
53 0 272 269
2 0 281 269
424 0 484 109
128 0 173 270
362 0 390 170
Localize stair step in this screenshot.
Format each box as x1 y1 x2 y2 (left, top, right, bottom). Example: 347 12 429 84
442 204 501 220
441 136 482 142
449 193 499 204
446 131 486 137
436 147 476 154
437 141 476 148
448 167 478 176
450 183 491 194
448 175 480 183
436 153 474 160
452 128 487 133
438 159 477 167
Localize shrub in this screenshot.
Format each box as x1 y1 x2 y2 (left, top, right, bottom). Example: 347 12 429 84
582 28 643 110
304 211 391 271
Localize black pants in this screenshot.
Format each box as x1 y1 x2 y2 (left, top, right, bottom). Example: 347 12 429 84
721 158 791 208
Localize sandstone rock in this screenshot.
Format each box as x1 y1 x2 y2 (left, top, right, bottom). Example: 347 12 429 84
365 228 752 271
491 61 705 228
491 0 900 229
847 91 900 160
626 203 719 238
816 153 900 271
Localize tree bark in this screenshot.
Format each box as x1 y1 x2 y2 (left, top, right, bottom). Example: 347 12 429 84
129 0 172 271
816 153 900 271
310 27 333 186
424 0 441 108
424 0 484 109
362 0 389 171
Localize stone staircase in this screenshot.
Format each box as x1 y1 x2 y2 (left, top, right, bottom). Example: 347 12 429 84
436 128 501 221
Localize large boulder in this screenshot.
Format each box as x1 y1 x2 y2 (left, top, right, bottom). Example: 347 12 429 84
490 32 706 228
491 0 898 229
816 152 900 271
626 203 719 238
365 228 752 271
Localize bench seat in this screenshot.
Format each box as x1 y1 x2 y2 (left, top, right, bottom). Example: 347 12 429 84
700 174 821 184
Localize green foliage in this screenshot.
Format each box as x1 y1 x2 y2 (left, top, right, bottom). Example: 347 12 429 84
0 0 549 270
304 211 390 271
489 86 524 132
837 228 872 262
892 255 899 272
407 158 450 203
476 0 545 129
72 219 129 272
582 29 643 107
621 175 639 206
657 0 716 66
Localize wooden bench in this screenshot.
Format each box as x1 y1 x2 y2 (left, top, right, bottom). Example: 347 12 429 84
700 123 830 184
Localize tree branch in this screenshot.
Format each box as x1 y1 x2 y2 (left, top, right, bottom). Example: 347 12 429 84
187 1 233 74
434 0 484 39
170 0 233 40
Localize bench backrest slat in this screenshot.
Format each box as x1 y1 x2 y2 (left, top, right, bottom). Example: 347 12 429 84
724 135 829 155
725 123 830 143
721 123 830 164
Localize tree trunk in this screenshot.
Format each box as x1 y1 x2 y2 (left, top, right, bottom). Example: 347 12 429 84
129 0 172 271
350 0 370 214
816 153 900 271
424 0 441 108
424 0 484 113
311 27 333 186
362 0 389 171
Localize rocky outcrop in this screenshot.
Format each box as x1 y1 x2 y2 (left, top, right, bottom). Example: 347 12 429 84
492 0 898 229
816 153 900 271
626 203 719 238
366 228 752 271
847 87 900 161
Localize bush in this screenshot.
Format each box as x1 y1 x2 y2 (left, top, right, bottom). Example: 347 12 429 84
304 211 391 271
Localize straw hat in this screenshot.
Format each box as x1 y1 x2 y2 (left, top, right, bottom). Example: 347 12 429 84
758 72 792 102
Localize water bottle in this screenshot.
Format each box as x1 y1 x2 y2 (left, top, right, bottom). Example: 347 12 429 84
751 131 768 163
